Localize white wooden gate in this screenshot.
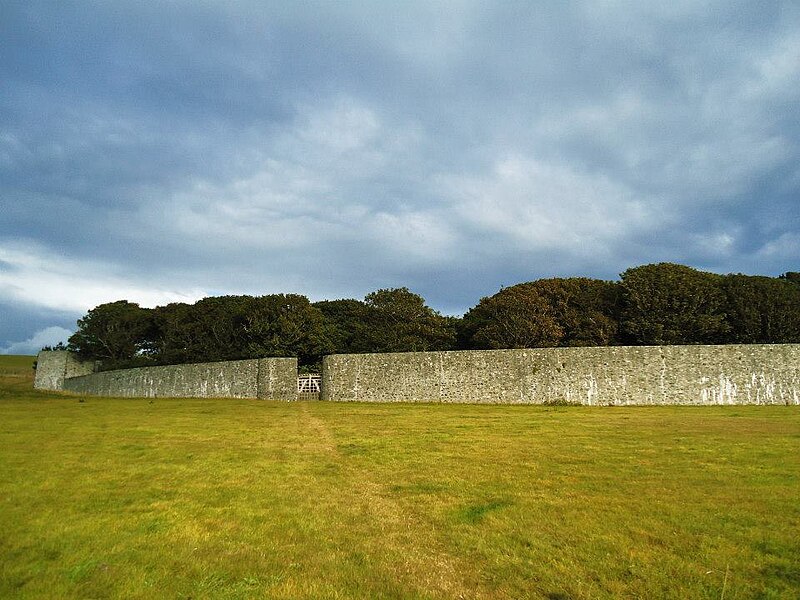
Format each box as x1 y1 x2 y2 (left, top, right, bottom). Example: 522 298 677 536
297 374 321 400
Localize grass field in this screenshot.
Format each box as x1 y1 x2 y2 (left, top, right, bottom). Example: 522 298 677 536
1 355 798 599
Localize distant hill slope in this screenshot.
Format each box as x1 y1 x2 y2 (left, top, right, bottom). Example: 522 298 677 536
0 355 36 378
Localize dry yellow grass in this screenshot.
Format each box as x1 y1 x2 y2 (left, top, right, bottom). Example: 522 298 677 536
1 355 798 598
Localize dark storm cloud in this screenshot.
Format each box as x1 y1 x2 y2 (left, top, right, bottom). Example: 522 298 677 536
1 1 799 348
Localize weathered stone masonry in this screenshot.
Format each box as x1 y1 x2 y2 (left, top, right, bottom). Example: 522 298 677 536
36 353 297 400
321 345 800 405
33 350 96 391
35 344 800 404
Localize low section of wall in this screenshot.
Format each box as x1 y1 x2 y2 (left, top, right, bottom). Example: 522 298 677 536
34 351 96 391
321 345 800 405
62 357 297 400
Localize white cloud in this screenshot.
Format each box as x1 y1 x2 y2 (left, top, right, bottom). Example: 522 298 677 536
0 242 206 313
756 232 800 260
138 96 434 259
1 326 73 355
439 155 661 258
690 231 738 260
297 100 381 153
365 210 458 264
533 80 791 205
158 161 333 249
746 33 800 100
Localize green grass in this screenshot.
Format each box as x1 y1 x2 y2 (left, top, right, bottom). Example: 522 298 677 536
0 354 36 377
1 355 798 599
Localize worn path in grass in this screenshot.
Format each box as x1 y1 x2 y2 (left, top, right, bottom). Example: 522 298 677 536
1 355 798 599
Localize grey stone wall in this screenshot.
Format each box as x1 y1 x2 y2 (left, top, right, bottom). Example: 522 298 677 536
34 351 96 391
321 345 800 405
256 358 299 400
61 357 297 400
35 345 800 404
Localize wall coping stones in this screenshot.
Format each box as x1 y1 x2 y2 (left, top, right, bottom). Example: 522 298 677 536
35 344 800 405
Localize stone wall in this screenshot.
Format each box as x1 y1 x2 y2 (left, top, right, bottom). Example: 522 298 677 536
33 351 96 391
35 345 800 404
58 357 297 400
321 345 800 405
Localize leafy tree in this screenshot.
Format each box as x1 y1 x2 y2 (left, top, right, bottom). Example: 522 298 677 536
313 299 374 354
779 272 800 286
40 342 67 351
459 278 620 349
361 287 456 352
459 285 563 349
72 262 799 371
525 278 620 346
68 300 154 363
240 294 334 367
150 302 200 365
159 296 250 363
721 274 800 343
151 295 333 368
619 263 729 345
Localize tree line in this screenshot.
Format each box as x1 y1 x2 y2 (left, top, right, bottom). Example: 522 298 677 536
66 263 800 371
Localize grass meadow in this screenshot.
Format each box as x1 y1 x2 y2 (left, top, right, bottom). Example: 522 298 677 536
0 355 798 599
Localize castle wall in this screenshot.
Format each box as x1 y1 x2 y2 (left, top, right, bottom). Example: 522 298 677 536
33 351 95 391
321 345 800 405
59 357 297 400
36 345 800 405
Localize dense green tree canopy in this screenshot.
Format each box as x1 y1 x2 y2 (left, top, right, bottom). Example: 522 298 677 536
780 272 800 286
526 278 620 347
68 300 153 363
316 290 457 354
65 264 799 370
149 295 332 367
177 295 251 362
150 302 197 365
70 295 333 369
240 294 333 366
459 285 562 349
619 263 729 345
313 299 374 354
721 275 800 344
361 287 456 353
459 278 619 349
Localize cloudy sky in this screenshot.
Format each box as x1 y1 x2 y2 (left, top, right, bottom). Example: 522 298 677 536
2 1 799 354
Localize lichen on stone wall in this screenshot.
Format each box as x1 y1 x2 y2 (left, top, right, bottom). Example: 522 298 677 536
37 345 800 405
59 356 297 400
34 351 95 391
322 344 800 405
